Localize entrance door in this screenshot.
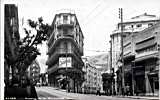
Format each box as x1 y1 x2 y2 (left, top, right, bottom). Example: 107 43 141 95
135 75 145 94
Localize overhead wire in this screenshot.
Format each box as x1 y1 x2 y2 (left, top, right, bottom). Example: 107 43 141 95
81 0 105 23
84 4 110 26
84 49 120 52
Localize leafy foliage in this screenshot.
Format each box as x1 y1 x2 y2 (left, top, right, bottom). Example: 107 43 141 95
15 17 50 72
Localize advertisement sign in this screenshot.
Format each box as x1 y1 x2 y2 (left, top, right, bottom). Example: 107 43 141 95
59 57 72 68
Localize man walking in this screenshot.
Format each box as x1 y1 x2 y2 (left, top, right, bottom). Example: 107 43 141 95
96 86 101 96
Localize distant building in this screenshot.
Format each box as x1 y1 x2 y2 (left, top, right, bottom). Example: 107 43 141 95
27 60 40 85
46 11 84 92
82 57 103 94
39 73 48 86
4 4 20 86
110 13 160 94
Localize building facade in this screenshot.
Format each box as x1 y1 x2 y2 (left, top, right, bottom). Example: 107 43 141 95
4 4 20 86
82 57 103 94
46 12 84 92
110 13 160 94
133 22 160 96
27 60 40 85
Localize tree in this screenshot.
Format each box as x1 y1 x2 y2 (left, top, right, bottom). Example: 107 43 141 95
9 17 50 86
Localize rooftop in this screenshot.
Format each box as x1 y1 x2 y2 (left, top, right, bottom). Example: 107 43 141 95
124 13 159 23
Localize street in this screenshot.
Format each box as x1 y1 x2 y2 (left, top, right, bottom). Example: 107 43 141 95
36 86 150 100
3 2 160 100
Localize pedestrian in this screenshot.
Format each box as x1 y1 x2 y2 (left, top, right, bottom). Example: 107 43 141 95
122 87 124 96
96 86 101 96
126 85 130 96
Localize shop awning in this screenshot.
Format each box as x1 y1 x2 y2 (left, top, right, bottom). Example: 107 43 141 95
135 53 158 62
124 54 135 61
47 65 58 74
147 70 158 77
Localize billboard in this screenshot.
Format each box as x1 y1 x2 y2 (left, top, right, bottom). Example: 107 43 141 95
59 57 72 68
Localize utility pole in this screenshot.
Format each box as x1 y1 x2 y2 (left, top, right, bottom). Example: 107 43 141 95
131 28 135 95
158 44 160 97
119 8 125 95
66 49 68 92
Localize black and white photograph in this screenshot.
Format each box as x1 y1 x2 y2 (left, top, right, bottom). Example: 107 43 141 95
1 0 160 99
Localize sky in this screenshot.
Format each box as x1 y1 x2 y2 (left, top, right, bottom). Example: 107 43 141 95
3 0 160 73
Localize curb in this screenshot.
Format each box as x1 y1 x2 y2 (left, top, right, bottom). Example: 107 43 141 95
115 96 159 100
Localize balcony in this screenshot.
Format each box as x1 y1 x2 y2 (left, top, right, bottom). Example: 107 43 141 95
135 51 158 62
57 20 75 28
123 36 132 46
47 32 80 55
136 37 156 51
124 44 131 54
113 27 146 33
124 53 135 62
47 63 59 74
46 48 72 65
46 48 83 66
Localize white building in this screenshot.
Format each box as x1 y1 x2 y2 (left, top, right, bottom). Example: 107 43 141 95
82 57 103 94
110 13 160 94
27 60 41 85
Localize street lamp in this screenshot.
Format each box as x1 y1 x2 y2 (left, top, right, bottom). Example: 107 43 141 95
119 8 125 95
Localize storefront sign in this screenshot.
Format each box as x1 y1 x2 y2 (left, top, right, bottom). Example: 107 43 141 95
59 57 72 68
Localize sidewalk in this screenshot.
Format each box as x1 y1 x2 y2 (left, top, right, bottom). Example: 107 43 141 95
58 88 160 100
115 95 159 100
40 87 159 100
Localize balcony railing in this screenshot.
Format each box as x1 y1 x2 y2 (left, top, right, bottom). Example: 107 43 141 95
57 20 75 27
48 31 80 55
136 50 158 58
47 47 81 66
113 27 146 33
46 48 70 65
136 37 156 51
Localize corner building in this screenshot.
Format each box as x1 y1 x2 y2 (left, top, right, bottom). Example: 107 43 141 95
133 22 160 96
46 12 84 92
110 13 160 95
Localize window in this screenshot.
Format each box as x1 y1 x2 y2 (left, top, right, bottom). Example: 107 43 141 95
131 25 134 28
63 28 68 34
136 24 142 28
63 15 68 23
123 25 125 29
63 15 68 20
148 23 153 27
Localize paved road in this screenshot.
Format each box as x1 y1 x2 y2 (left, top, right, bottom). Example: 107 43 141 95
36 86 152 100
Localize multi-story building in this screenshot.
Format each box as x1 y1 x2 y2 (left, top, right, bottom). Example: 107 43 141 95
39 73 48 86
110 13 160 94
46 11 84 92
4 4 20 86
27 60 40 85
82 57 103 94
133 22 160 96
